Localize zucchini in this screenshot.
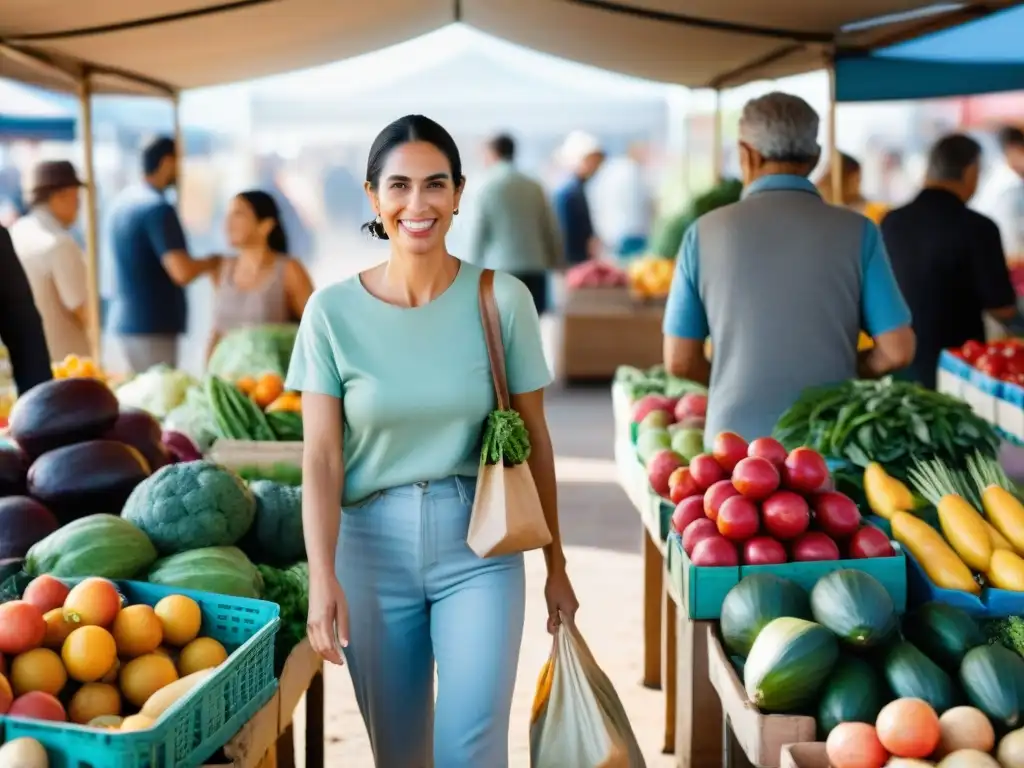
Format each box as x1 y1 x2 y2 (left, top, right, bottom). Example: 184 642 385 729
743 617 838 713
883 641 958 714
903 602 984 671
809 569 897 648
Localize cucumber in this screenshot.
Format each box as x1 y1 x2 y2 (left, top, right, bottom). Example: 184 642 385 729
816 656 888 739
267 411 303 442
903 602 984 671
883 641 958 714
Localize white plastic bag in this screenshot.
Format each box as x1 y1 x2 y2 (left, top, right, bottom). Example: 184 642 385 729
530 615 646 768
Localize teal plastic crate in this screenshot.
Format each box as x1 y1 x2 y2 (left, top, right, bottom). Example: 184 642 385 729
4 581 280 768
666 532 907 619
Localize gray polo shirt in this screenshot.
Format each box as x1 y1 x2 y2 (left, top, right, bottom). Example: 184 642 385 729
663 174 911 444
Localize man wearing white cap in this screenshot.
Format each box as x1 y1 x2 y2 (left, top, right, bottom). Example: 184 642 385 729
552 130 605 265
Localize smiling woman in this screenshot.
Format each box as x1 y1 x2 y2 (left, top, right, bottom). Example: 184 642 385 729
287 114 578 768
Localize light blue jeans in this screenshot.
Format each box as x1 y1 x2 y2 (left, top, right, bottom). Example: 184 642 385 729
337 475 526 768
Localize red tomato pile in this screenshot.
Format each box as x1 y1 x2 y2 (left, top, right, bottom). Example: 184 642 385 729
951 339 1024 385
668 432 896 567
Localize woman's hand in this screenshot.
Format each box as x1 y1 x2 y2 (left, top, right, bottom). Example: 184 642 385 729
307 572 349 665
544 565 579 634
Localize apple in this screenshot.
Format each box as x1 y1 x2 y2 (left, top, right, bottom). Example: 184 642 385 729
631 394 674 424
782 447 830 494
689 454 726 491
747 437 787 469
731 457 780 501
668 466 701 504
704 479 740 521
761 490 810 540
647 450 685 497
812 492 862 539
674 393 708 422
712 432 748 473
682 518 719 556
671 428 705 462
671 496 706 534
743 537 787 565
638 410 672 432
716 496 760 541
691 535 738 566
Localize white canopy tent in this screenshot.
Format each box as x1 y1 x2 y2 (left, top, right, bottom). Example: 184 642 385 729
0 0 1017 357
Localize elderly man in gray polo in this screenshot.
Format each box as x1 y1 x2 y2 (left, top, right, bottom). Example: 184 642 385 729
663 92 917 444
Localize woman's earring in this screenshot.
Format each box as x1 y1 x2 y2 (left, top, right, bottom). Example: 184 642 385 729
372 214 382 239
453 208 460 216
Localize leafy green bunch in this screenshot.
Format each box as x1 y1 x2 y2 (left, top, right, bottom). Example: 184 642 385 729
481 409 531 466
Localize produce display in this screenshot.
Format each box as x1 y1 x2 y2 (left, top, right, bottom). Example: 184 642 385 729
207 374 302 443
0 575 225 731
951 339 1024 386
206 324 298 382
625 256 674 299
615 364 708 402
668 431 894 567
564 261 628 289
773 377 1000 480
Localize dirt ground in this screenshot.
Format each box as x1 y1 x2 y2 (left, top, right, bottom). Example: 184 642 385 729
287 387 675 767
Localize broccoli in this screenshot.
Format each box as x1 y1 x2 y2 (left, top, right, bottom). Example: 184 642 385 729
982 616 1024 656
481 409 531 466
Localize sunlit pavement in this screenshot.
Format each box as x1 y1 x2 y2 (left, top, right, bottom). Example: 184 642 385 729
287 387 676 767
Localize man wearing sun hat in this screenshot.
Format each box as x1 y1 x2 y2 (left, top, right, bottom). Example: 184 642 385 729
552 130 605 266
8 160 92 361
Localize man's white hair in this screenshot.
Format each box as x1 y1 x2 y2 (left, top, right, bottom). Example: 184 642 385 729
738 92 821 162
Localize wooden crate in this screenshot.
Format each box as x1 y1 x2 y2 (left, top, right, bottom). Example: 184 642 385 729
561 306 664 380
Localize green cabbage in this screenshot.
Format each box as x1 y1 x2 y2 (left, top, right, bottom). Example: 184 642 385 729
207 324 299 380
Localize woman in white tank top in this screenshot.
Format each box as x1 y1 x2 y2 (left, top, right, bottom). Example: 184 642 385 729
207 190 314 361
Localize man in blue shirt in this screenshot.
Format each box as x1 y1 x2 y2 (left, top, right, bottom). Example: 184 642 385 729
552 131 604 266
106 137 219 373
663 92 917 443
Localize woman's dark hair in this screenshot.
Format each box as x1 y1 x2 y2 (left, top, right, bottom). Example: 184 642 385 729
237 190 289 254
361 115 463 241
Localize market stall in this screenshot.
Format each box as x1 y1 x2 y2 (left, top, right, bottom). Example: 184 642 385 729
0 323 320 767
615 360 1024 768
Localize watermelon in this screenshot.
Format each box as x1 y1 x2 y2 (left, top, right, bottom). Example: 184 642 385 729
959 644 1024 730
743 617 838 712
816 656 888 739
883 641 958 715
720 573 811 658
809 569 897 648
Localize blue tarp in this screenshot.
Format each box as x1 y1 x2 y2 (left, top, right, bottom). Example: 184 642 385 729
836 4 1024 102
0 79 75 141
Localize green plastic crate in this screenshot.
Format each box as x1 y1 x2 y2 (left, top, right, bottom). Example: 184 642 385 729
666 532 907 619
4 581 280 768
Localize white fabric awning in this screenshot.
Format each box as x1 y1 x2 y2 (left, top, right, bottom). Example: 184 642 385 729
0 1 1018 96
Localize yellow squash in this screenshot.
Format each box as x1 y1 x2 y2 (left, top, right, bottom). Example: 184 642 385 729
864 463 915 519
140 668 214 720
936 495 993 572
986 520 1013 551
980 485 1024 555
988 549 1024 592
891 511 980 594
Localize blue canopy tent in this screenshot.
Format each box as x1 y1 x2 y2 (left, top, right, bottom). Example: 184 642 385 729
836 3 1024 102
0 79 75 141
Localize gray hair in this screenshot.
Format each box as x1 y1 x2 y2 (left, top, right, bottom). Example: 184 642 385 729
738 92 821 163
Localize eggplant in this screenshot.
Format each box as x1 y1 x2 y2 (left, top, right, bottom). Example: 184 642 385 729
104 407 170 472
9 378 118 457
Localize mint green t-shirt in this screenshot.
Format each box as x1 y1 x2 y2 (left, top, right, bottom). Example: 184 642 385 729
284 261 553 505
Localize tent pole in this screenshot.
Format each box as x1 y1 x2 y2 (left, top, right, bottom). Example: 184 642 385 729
828 57 843 206
712 88 724 182
172 93 183 201
78 71 102 364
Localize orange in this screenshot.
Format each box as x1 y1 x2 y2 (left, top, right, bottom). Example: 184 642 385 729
177 638 227 676
10 648 66 696
112 605 163 658
252 373 284 409
119 654 178 709
63 578 122 627
62 626 117 683
153 596 201 647
43 608 78 649
235 376 257 395
68 683 121 724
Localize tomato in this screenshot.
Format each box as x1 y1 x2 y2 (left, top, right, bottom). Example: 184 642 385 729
961 340 985 362
976 353 1006 378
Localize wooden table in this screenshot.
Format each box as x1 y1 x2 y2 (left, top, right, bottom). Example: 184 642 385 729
205 641 325 768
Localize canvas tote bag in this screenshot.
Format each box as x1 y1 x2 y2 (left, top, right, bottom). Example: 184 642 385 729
466 268 553 558
530 613 646 768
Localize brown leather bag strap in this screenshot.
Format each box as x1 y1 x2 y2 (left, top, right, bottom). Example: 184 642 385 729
478 268 511 411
